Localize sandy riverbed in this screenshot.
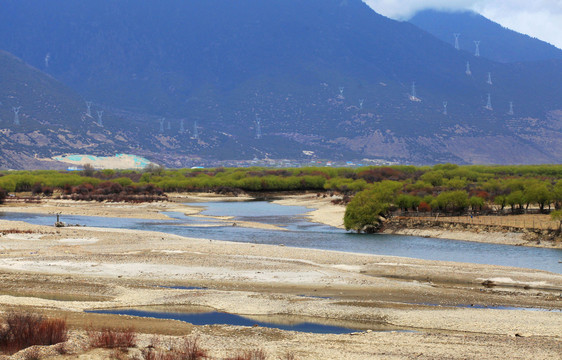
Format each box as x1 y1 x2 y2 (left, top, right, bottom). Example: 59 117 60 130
0 195 560 359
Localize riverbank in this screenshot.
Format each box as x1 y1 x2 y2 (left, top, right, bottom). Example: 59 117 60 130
271 193 562 249
382 217 562 249
0 197 561 359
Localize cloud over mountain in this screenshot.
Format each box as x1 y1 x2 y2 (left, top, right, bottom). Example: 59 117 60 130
364 0 562 48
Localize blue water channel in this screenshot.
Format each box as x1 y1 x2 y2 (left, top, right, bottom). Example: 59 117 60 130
1 201 561 273
88 309 365 334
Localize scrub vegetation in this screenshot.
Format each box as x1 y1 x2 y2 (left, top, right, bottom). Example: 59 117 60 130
0 163 561 231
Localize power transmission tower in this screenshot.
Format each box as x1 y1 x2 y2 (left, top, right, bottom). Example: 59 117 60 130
255 115 262 139
193 121 199 140
474 41 480 57
465 61 472 76
485 93 493 111
12 106 21 125
159 118 165 133
409 82 420 102
453 33 460 50
508 101 514 115
86 101 93 117
338 86 344 99
97 111 103 126
443 101 448 115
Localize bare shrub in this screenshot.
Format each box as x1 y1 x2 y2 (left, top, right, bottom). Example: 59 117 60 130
141 336 207 360
142 348 174 360
82 163 96 177
31 183 43 196
0 312 67 354
177 336 207 360
42 186 53 197
88 327 137 349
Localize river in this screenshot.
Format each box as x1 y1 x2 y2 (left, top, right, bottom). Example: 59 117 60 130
1 200 561 273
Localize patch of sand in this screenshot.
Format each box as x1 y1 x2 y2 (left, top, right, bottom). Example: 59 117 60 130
272 194 346 229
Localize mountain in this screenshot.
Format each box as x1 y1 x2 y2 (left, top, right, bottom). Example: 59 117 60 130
0 0 561 167
409 10 562 63
0 50 136 169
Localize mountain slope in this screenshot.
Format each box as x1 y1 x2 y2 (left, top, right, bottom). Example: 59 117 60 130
0 50 132 169
409 10 562 63
0 0 561 166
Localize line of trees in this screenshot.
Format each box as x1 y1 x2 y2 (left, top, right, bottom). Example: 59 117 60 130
0 164 561 211
343 179 562 232
58 182 166 202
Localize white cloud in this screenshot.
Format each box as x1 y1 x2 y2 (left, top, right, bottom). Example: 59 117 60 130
363 0 562 49
362 0 478 19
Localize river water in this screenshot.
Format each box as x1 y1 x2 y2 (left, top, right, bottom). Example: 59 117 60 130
1 201 561 273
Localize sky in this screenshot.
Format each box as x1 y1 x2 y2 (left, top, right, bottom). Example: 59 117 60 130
363 0 562 49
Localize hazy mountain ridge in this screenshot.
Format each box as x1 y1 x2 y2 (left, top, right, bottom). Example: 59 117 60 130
0 0 561 167
409 10 562 63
